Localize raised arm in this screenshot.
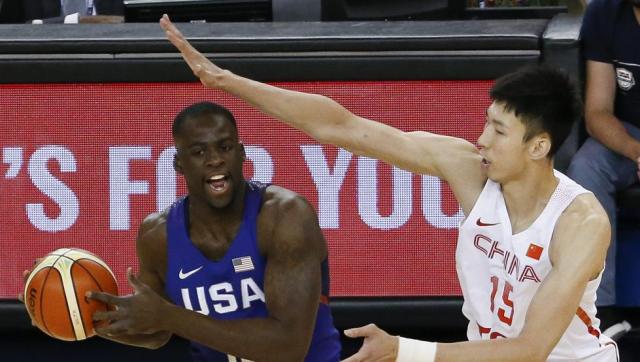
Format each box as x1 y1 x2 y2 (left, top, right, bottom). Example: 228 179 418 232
345 194 610 361
159 15 486 211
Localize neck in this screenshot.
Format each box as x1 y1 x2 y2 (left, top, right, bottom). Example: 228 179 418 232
500 161 558 224
634 6 640 25
189 181 247 230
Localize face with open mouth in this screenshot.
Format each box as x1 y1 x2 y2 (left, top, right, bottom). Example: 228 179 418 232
174 113 246 209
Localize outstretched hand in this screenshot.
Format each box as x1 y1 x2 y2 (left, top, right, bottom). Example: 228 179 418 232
88 267 171 336
342 324 399 362
159 14 226 88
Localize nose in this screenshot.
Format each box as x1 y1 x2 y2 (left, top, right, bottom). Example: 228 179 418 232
477 127 489 150
204 148 223 167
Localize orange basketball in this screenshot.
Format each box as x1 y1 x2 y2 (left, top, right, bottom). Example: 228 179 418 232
23 248 118 341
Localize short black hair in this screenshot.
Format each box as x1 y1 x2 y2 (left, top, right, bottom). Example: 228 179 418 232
489 65 582 158
172 102 237 138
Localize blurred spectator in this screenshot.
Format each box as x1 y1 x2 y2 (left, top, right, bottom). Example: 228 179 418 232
566 0 640 331
25 0 124 24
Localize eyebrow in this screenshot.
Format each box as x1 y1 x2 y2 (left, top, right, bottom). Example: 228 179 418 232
485 109 508 129
187 136 235 147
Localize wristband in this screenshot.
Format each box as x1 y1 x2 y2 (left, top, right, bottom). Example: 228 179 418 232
396 336 437 362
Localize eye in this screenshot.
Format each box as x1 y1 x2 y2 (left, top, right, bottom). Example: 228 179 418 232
496 130 505 135
191 148 205 156
220 144 233 152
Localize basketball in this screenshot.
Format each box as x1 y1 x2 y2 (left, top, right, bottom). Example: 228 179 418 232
23 248 118 341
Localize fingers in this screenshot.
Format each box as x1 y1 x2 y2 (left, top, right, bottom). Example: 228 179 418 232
344 323 379 339
126 267 146 292
93 310 120 322
95 320 129 337
160 14 187 51
159 14 173 32
23 258 42 283
87 291 124 306
20 259 41 302
159 14 211 74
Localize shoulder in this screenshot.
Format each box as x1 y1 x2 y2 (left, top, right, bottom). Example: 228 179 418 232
257 185 325 257
583 0 624 29
558 193 609 230
137 210 169 252
139 210 168 238
552 193 610 258
261 185 316 221
550 193 610 277
585 0 623 15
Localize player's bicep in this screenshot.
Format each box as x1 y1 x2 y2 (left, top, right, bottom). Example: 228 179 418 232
135 214 168 297
402 130 485 214
262 197 323 333
342 116 483 178
341 119 485 215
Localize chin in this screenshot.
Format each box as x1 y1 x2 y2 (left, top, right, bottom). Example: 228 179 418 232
486 170 504 183
206 194 234 209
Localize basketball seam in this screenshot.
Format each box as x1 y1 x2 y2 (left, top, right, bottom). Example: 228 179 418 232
60 255 85 340
66 249 117 281
69 262 86 340
38 254 66 338
72 259 108 337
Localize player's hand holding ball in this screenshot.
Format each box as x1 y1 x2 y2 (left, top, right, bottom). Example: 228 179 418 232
21 248 118 341
89 267 172 336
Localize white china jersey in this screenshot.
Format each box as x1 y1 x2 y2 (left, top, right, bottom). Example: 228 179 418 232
457 171 618 361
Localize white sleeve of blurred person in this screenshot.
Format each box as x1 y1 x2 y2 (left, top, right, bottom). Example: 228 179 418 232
31 0 123 24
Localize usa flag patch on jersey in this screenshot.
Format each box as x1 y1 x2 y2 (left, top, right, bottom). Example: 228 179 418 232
232 256 255 273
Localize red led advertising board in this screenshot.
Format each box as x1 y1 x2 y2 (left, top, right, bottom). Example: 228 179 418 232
0 81 491 298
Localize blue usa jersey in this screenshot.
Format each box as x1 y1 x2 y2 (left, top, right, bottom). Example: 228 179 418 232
165 181 341 361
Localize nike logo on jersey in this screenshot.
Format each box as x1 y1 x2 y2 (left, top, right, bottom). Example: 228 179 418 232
476 218 500 227
179 266 203 279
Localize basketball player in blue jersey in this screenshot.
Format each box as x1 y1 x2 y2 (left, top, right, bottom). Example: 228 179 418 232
86 102 341 361
159 14 617 362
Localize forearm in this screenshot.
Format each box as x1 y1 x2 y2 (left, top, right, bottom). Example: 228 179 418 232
435 337 542 362
161 303 308 361
217 70 352 143
99 330 171 349
586 111 640 160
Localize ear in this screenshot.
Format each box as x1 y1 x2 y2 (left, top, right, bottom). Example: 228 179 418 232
239 142 246 161
173 154 184 174
528 134 551 160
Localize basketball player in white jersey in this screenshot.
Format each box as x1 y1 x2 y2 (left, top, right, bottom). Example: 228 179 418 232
160 14 617 361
